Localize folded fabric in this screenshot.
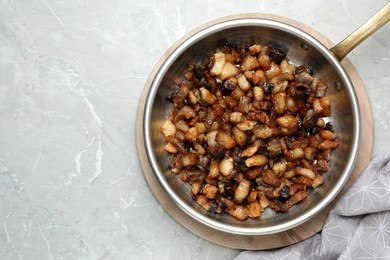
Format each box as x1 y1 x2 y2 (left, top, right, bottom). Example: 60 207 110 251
235 153 390 260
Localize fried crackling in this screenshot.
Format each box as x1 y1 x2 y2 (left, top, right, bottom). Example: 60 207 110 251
162 42 338 221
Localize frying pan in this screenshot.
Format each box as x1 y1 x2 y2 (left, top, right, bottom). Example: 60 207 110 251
141 2 390 236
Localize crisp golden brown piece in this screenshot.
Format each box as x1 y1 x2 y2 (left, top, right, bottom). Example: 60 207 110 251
161 119 176 139
220 62 240 80
210 52 226 76
248 201 262 218
162 42 338 221
203 184 218 199
219 157 234 177
245 154 269 167
228 205 249 221
234 179 251 203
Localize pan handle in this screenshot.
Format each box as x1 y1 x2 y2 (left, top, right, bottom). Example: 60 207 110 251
330 2 390 61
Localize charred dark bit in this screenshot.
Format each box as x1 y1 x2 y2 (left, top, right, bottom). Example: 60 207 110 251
295 65 313 76
223 186 235 201
278 185 290 202
197 155 210 171
194 67 206 80
325 122 334 131
203 54 215 71
266 138 283 159
206 73 218 93
269 47 287 64
302 109 319 131
199 77 211 90
263 82 274 94
208 201 221 214
311 126 321 134
221 79 237 96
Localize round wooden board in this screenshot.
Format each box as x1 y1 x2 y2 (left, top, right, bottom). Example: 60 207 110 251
136 14 374 250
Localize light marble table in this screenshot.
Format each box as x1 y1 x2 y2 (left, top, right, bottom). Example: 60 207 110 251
1 0 389 259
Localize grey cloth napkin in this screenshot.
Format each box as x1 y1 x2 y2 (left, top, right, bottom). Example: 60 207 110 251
235 153 390 260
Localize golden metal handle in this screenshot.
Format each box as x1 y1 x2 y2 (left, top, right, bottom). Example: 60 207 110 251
330 2 390 61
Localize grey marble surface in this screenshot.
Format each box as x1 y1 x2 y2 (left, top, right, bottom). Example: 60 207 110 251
0 0 389 259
